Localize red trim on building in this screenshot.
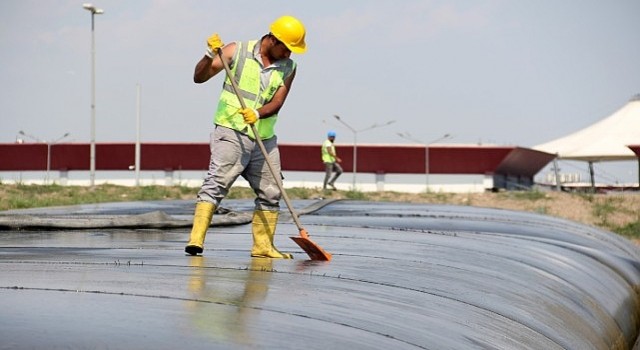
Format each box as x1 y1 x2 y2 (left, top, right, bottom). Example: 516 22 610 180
0 143 555 181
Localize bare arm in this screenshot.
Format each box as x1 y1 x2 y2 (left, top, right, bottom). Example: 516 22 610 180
193 42 237 84
256 68 297 118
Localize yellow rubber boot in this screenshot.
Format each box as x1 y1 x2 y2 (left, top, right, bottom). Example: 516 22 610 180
185 202 215 255
250 210 293 259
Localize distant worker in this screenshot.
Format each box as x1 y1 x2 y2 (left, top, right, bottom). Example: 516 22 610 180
185 15 307 259
322 131 343 190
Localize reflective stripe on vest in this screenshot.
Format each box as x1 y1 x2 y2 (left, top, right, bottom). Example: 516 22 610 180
214 40 295 140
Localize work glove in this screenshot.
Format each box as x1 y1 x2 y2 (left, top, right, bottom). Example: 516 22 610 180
239 108 259 125
205 33 224 58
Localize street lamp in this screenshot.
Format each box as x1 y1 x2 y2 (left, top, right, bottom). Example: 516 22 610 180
83 3 104 187
397 132 451 192
333 115 395 189
18 131 70 184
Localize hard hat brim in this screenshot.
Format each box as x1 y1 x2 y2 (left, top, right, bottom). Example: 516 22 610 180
286 42 306 54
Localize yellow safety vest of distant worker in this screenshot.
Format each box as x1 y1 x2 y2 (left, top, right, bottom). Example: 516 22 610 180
322 131 343 190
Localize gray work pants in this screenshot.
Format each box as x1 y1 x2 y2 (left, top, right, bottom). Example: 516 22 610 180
197 126 281 211
323 162 343 188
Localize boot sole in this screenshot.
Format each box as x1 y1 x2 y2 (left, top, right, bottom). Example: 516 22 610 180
185 245 203 255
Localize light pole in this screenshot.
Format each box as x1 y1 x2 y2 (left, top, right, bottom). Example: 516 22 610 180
19 131 70 184
135 83 142 186
333 115 395 190
83 3 103 187
397 132 451 192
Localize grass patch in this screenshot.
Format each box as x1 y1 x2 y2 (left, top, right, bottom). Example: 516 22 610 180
225 187 255 199
344 190 367 200
374 191 406 202
432 192 454 203
499 190 547 201
286 187 314 199
0 184 198 211
577 193 595 203
613 220 640 239
592 197 620 227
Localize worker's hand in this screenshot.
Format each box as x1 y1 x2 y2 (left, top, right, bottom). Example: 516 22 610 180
205 33 224 58
239 108 259 125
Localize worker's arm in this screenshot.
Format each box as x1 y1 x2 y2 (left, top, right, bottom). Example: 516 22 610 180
193 35 236 84
326 145 341 162
256 68 296 119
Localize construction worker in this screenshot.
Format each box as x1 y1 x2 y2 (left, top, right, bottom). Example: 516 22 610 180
322 131 343 190
185 15 307 258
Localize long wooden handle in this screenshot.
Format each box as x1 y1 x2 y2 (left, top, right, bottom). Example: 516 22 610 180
216 48 306 233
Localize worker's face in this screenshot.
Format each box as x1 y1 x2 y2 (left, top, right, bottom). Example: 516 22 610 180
329 136 335 142
270 36 291 59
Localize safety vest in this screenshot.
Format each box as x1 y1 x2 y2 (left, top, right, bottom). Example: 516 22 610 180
214 39 296 140
322 139 336 163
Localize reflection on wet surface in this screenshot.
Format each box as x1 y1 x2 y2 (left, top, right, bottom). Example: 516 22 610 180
1 200 640 349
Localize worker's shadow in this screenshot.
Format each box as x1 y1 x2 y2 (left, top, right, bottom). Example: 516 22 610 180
185 256 274 347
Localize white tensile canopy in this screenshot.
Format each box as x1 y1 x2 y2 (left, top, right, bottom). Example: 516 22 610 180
534 94 640 162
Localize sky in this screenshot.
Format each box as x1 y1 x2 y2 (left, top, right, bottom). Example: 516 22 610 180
1 0 639 183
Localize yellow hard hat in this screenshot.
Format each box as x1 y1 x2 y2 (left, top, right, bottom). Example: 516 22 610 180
270 15 307 54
